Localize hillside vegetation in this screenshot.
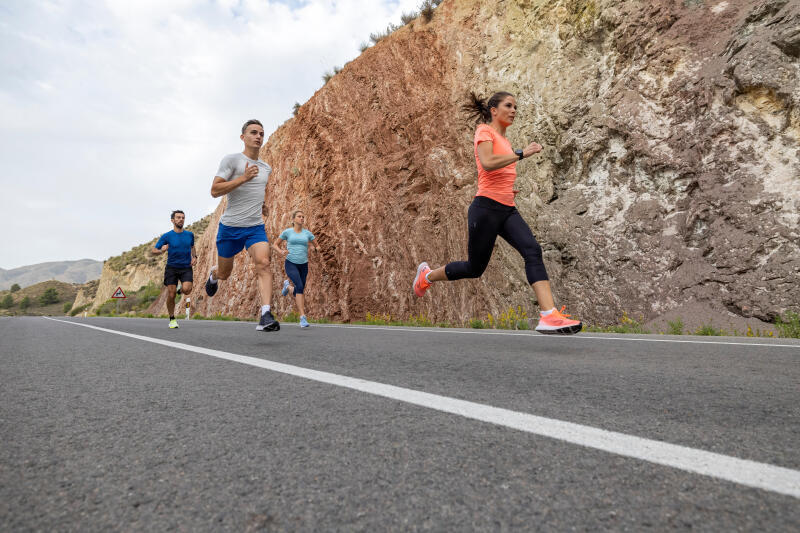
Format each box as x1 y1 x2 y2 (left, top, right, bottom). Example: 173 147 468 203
0 280 83 316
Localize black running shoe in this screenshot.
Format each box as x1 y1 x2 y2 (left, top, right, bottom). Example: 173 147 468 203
256 310 280 332
205 273 218 297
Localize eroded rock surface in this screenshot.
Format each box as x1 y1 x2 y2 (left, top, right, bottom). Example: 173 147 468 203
184 0 798 326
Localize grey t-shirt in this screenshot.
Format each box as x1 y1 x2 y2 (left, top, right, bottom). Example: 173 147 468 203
215 153 272 227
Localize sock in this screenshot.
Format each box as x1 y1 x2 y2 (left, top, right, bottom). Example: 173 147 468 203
540 308 556 316
261 304 270 315
300 315 306 319
169 316 175 320
425 271 432 283
209 272 217 283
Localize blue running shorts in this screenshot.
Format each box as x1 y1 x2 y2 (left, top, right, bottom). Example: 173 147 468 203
216 222 268 258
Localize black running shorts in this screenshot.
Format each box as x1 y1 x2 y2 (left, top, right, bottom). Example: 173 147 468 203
164 266 193 286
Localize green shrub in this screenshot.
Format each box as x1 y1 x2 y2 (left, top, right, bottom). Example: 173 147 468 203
95 299 116 316
18 296 30 310
137 282 161 308
420 0 436 22
469 318 487 329
667 318 684 335
10 283 20 293
39 288 59 305
401 11 417 24
370 23 398 44
63 302 73 314
292 102 300 116
69 304 89 316
695 323 725 336
359 42 369 52
0 294 13 309
775 311 800 338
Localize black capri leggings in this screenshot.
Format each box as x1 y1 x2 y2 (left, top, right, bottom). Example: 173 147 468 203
285 259 309 294
445 196 549 284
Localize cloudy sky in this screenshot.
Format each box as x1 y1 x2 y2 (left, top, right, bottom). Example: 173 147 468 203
0 0 423 270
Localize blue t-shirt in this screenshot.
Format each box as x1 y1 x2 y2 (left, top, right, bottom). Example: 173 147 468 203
279 228 315 265
155 230 195 268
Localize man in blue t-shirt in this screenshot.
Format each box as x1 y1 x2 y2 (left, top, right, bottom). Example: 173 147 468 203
151 210 196 329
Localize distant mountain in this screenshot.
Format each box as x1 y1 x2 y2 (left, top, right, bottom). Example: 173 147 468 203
0 259 103 290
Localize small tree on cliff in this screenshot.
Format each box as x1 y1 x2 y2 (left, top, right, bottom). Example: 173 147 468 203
39 288 59 306
10 283 21 292
0 294 13 309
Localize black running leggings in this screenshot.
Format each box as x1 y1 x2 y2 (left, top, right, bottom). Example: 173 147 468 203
445 196 549 284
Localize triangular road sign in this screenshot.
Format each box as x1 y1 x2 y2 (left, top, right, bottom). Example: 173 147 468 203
111 286 126 299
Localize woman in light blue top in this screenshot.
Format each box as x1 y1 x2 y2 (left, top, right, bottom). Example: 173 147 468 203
273 210 318 327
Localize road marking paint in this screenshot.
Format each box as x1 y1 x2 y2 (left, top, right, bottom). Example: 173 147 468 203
305 322 800 350
46 317 800 499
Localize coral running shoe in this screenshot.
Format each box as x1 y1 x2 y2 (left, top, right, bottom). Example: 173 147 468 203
413 262 432 297
535 306 582 335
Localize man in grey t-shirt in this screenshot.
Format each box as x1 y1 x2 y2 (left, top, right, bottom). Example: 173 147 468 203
204 119 279 332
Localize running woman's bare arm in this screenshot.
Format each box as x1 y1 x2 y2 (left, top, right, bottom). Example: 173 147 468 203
210 163 259 198
476 141 542 171
271 239 287 256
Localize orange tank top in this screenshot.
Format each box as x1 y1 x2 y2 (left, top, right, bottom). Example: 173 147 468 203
473 124 517 206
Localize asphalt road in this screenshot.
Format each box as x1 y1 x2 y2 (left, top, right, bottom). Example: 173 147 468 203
1 316 799 531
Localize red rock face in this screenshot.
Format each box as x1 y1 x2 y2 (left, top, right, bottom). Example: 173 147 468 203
182 0 799 327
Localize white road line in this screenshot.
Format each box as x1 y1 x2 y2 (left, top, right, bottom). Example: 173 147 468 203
306 322 800 350
46 317 800 499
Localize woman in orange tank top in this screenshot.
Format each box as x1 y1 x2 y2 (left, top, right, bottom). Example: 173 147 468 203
412 91 581 334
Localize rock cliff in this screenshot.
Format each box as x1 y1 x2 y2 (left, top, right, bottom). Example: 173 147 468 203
186 0 798 327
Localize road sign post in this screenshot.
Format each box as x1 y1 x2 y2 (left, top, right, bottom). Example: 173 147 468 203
111 286 126 315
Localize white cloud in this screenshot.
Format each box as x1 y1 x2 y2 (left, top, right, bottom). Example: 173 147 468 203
0 0 422 269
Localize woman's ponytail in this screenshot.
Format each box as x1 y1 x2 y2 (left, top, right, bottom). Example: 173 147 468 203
462 92 491 124
462 91 514 125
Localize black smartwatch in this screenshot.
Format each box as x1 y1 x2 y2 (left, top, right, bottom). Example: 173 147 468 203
514 149 524 160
